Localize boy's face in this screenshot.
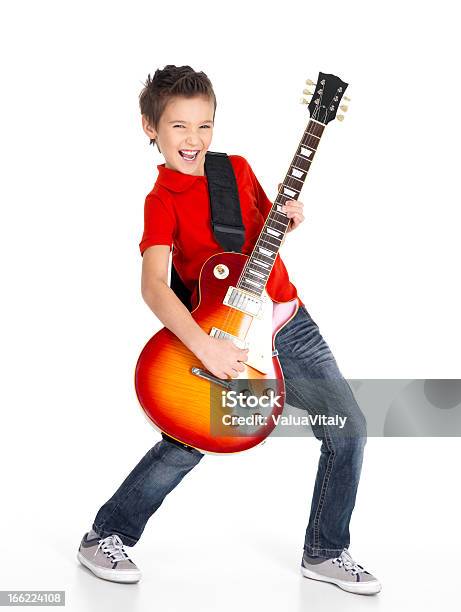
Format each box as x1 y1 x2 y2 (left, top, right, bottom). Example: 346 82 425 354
142 95 214 176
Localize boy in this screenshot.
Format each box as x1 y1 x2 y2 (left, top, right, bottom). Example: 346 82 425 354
77 65 381 595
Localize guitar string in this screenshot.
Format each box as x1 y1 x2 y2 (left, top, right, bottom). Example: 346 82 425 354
204 120 324 435
218 124 321 354
202 84 342 436
216 121 322 377
236 125 321 292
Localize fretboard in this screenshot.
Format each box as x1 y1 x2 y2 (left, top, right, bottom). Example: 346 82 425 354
237 119 326 297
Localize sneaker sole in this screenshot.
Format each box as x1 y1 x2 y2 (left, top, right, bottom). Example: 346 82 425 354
301 565 381 595
77 551 141 583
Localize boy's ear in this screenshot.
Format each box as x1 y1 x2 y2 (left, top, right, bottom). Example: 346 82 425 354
141 115 157 140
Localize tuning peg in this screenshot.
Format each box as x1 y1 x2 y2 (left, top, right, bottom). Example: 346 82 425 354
336 114 345 121
343 95 351 102
339 104 348 112
299 97 309 104
305 79 316 86
303 88 314 96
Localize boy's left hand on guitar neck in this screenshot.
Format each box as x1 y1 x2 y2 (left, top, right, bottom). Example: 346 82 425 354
277 182 305 234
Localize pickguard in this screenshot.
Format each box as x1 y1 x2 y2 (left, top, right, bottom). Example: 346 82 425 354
239 289 274 375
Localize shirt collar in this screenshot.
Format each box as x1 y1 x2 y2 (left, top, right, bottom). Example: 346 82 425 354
155 163 207 193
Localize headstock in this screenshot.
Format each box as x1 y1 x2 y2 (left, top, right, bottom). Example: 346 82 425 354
300 72 349 124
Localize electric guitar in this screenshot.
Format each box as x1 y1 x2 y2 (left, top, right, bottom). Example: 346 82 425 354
135 72 349 453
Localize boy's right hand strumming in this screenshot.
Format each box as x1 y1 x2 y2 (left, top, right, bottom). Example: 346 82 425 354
193 336 249 380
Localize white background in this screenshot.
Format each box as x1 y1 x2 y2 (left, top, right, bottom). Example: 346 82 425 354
1 1 460 610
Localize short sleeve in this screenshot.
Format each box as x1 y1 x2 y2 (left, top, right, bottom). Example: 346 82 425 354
139 192 176 256
245 159 274 218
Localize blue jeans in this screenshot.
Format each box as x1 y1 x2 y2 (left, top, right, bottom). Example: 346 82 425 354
93 305 367 557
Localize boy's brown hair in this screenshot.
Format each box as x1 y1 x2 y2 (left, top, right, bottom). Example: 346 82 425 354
139 64 217 148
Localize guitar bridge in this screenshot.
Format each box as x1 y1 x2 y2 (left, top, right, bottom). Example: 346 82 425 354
209 327 248 349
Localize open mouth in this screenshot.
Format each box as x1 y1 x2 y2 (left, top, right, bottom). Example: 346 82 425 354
178 150 200 162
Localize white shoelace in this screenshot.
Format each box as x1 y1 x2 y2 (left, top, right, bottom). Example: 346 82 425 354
95 534 130 562
332 549 366 576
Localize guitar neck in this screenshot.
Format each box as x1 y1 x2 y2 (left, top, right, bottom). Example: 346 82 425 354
237 119 326 298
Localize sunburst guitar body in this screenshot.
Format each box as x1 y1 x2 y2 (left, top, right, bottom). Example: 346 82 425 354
135 251 299 454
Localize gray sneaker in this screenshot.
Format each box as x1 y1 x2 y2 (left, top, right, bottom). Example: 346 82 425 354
77 532 141 583
301 548 381 595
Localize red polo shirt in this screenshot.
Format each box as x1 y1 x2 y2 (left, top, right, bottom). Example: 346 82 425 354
139 155 303 306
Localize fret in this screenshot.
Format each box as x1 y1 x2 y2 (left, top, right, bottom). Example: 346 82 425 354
257 240 280 254
275 192 292 203
299 134 319 151
293 156 312 170
257 238 281 253
302 130 323 145
284 172 305 185
308 120 325 136
269 202 290 212
266 227 282 238
298 146 315 158
248 257 270 276
236 118 326 297
258 246 275 257
243 275 267 288
275 204 289 213
272 210 289 223
244 278 263 288
290 167 304 179
268 217 288 229
252 250 273 263
300 139 317 151
247 268 267 280
261 228 283 241
302 133 320 143
252 258 270 269
297 152 315 164
283 177 303 190
309 117 326 127
247 264 268 275
282 186 298 198
275 194 296 207
259 235 281 249
251 249 274 261
292 156 311 172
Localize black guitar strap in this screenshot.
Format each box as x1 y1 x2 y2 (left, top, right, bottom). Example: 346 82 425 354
205 151 246 253
164 151 245 453
169 151 245 312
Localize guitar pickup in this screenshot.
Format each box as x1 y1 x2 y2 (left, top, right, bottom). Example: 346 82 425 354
223 286 263 317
